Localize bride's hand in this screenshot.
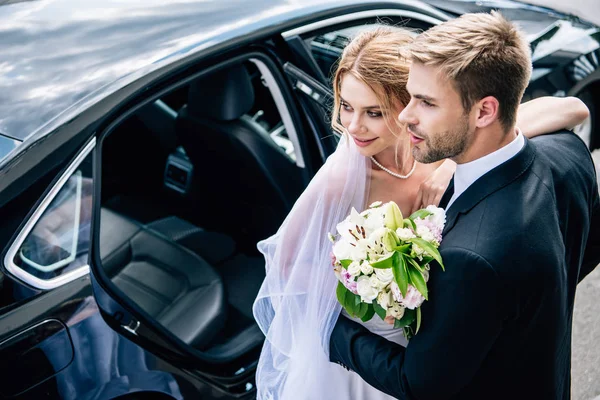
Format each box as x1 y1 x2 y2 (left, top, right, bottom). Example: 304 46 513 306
411 159 456 213
384 315 395 325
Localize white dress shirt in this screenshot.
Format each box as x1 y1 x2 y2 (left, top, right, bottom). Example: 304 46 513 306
446 130 525 209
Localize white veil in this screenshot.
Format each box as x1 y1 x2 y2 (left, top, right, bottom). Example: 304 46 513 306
252 134 370 399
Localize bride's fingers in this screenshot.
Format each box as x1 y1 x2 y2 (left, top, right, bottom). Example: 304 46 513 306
433 192 444 207
384 316 395 325
412 190 423 214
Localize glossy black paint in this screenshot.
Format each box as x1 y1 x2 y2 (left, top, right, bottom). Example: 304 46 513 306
0 1 598 399
0 0 448 144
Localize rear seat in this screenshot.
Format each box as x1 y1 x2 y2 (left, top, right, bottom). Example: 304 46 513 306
99 208 226 349
99 207 266 362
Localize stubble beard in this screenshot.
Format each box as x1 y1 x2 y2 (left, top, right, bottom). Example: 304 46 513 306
411 115 471 164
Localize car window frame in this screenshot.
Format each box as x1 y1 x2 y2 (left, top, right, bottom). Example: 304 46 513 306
282 8 445 39
3 138 95 290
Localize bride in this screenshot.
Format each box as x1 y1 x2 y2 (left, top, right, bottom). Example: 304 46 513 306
252 26 589 400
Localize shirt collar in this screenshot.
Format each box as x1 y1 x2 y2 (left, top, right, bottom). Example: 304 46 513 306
452 128 525 204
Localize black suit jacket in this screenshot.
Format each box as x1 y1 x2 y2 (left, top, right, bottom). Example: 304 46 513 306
329 131 600 400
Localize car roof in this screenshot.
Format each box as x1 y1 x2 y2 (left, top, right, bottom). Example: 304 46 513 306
0 0 446 142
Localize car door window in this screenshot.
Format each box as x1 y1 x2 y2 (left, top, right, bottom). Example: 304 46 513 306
6 141 94 288
309 24 420 83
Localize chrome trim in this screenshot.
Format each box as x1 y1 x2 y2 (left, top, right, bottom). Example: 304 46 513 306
3 138 95 290
282 8 444 38
249 58 306 168
0 318 64 346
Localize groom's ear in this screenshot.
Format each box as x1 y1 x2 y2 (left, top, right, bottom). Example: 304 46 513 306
474 96 500 128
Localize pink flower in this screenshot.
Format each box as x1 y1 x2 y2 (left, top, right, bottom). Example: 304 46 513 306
390 283 425 310
340 268 358 294
415 217 443 245
330 252 337 266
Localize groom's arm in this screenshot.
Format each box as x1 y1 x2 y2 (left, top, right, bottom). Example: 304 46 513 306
329 248 505 400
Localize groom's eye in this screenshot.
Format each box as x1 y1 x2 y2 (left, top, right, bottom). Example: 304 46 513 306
422 100 435 108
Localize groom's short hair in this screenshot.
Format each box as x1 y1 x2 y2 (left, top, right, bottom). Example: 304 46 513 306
409 11 532 132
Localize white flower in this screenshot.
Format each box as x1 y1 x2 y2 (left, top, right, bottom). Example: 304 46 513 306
360 262 374 275
356 276 379 303
363 209 385 235
396 228 416 241
425 205 446 230
422 268 430 282
328 233 336 243
347 261 361 277
374 267 394 284
377 290 393 309
336 208 365 242
369 275 386 290
332 236 368 262
388 303 405 319
416 225 435 243
369 201 383 208
412 244 424 257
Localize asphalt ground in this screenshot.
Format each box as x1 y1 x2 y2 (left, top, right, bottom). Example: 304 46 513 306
572 149 600 400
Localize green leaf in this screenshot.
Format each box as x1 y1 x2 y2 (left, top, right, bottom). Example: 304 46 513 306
340 259 352 268
345 289 358 316
382 229 399 251
416 307 422 334
409 209 433 220
384 201 404 231
336 282 348 307
394 244 411 254
373 300 387 320
409 238 444 270
370 251 397 269
392 254 408 297
394 308 416 328
403 218 416 230
422 256 434 264
407 266 428 300
360 304 375 322
405 255 424 273
356 302 369 319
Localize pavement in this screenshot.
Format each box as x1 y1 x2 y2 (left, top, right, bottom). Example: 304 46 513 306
572 149 600 400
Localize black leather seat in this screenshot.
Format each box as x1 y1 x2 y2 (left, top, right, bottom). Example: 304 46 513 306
99 208 226 349
175 63 304 244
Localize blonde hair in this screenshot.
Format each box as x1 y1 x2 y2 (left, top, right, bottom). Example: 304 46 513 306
331 26 414 137
409 11 532 131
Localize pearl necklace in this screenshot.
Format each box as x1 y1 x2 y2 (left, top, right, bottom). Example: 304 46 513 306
370 156 417 179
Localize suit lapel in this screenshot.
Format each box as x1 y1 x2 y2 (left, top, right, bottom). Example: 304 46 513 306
442 137 537 236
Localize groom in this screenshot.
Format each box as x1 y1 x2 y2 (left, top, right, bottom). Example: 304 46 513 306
329 11 600 400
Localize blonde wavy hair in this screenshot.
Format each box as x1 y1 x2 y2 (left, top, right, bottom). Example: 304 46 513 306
331 26 414 138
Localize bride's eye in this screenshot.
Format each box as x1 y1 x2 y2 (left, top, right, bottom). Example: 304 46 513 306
367 111 382 118
341 101 352 111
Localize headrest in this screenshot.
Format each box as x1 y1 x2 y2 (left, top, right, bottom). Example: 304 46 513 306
187 64 255 121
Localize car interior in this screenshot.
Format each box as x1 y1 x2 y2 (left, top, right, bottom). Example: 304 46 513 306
93 21 428 376
97 59 309 371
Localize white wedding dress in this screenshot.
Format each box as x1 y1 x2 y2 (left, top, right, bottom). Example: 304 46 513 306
253 136 406 400
327 310 409 400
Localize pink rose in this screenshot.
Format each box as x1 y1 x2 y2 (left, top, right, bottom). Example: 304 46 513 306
390 283 425 310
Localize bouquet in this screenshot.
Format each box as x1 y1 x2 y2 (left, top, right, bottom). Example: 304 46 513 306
331 201 446 339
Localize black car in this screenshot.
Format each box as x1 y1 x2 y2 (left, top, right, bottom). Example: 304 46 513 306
0 0 598 399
